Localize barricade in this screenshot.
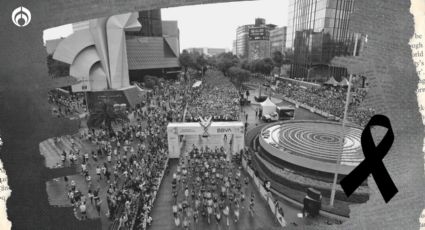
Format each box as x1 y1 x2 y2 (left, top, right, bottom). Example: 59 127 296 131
241 156 287 228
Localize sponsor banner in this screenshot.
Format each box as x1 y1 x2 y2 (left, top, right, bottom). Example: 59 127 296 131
248 27 269 40
177 128 200 135
247 167 254 178
171 126 244 135
254 176 261 188
216 127 233 133
259 184 267 199
268 198 276 214
276 212 287 227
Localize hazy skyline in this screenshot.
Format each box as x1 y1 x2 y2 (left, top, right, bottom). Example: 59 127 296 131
43 0 288 51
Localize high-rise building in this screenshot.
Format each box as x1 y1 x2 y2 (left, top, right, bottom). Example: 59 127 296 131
236 24 254 58
270 27 287 54
247 18 276 61
139 9 163 37
237 19 278 59
125 9 163 37
232 40 237 55
255 18 266 26
186 47 226 57
286 0 361 82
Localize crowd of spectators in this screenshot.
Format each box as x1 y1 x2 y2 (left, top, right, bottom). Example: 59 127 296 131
276 82 375 126
185 70 241 122
48 89 86 117
58 79 189 229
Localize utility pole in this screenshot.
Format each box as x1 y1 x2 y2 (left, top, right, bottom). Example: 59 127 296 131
329 33 359 206
82 76 89 115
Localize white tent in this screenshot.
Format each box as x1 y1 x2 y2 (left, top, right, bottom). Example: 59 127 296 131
261 97 277 115
324 76 339 86
338 78 352 87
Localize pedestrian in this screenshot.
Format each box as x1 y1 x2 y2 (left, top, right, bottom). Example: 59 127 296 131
79 201 87 220
96 166 101 181
249 192 255 216
95 199 102 215
88 190 94 204
64 176 69 189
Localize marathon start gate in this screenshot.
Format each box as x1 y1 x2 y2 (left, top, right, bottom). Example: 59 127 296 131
167 121 245 158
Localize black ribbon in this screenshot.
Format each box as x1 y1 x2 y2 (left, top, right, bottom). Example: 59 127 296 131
340 114 398 203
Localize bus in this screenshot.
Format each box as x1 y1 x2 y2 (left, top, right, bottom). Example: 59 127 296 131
276 105 296 120
262 105 296 122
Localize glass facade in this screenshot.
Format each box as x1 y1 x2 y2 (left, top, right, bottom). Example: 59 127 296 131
270 27 287 54
286 0 358 81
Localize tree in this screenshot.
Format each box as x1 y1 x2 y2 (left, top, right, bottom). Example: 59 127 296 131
272 51 284 75
46 54 70 78
190 52 208 76
239 58 250 71
178 50 194 77
216 52 239 76
228 67 251 87
144 75 160 89
252 59 264 74
262 58 274 75
283 50 294 64
206 55 217 69
87 100 129 134
196 54 208 76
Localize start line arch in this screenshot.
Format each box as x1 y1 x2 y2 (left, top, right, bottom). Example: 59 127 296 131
167 121 245 158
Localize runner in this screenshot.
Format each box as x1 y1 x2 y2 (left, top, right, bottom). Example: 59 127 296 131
249 192 255 216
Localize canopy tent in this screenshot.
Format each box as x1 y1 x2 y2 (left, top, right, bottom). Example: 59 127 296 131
338 78 352 87
323 76 339 86
192 80 202 88
260 97 277 115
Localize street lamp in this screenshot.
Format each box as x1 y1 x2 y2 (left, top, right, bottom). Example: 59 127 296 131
82 76 89 115
329 33 360 207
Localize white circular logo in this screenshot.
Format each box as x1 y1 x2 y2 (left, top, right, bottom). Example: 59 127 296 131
11 6 31 27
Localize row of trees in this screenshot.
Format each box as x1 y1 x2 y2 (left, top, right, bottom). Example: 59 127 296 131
178 50 209 77
214 50 286 76
178 49 288 87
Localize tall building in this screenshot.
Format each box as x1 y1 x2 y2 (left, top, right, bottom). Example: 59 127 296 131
186 47 226 57
236 24 254 57
247 18 276 61
232 40 237 55
270 27 287 54
286 0 361 82
139 9 163 37
255 18 265 26
125 9 163 37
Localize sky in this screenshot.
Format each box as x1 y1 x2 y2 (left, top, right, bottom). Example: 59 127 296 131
43 0 288 50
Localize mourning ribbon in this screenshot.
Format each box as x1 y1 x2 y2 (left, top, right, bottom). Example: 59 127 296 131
340 115 398 203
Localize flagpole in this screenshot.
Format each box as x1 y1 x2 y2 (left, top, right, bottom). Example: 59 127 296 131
329 33 359 207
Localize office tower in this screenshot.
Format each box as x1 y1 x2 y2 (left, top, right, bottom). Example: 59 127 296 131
270 26 287 54
286 0 361 81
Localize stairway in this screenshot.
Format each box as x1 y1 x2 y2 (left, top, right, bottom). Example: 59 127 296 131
39 135 84 168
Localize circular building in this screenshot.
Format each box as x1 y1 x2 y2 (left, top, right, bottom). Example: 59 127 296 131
259 120 363 175
251 120 369 217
